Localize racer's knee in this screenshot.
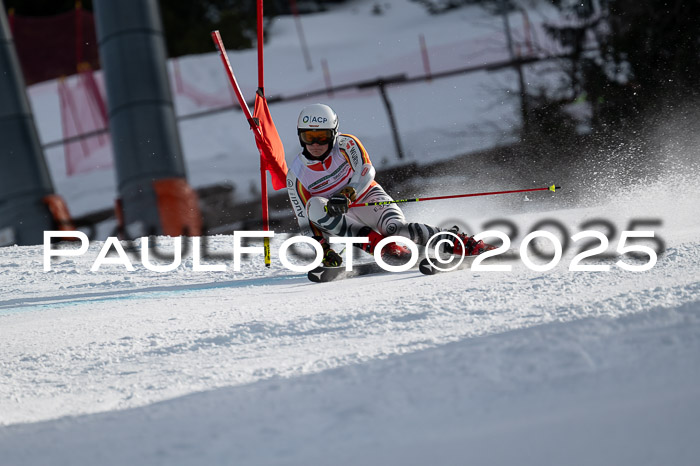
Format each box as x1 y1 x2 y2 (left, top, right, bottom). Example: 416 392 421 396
377 207 407 236
306 196 329 225
381 218 404 236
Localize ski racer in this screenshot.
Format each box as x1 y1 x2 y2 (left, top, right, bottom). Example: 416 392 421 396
286 103 491 267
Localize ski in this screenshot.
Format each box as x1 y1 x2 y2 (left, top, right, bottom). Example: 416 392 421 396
307 246 514 282
307 261 387 283
307 252 426 283
417 255 478 275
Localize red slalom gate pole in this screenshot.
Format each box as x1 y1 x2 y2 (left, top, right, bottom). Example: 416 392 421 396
289 0 313 71
211 31 260 136
257 0 264 90
256 0 271 267
419 33 432 81
212 29 272 267
350 185 560 208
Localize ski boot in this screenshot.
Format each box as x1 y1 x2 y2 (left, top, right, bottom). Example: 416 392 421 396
360 228 413 265
443 226 495 256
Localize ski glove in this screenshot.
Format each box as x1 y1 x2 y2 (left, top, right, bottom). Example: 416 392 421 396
313 236 343 267
326 186 357 217
338 186 358 202
323 248 343 267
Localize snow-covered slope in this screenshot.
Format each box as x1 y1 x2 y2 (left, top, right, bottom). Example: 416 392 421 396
1 168 699 464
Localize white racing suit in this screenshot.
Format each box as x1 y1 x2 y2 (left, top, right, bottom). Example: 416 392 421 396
286 134 443 246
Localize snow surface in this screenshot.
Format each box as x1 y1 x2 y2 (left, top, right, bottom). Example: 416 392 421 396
3 1 700 464
1 168 699 464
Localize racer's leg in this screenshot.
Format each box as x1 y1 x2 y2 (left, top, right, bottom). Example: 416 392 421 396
350 185 443 246
306 196 373 237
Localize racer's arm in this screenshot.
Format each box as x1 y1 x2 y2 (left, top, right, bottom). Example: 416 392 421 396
338 134 375 198
287 169 340 265
287 168 322 238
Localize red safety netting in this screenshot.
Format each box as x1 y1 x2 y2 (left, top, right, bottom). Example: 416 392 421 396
11 7 111 176
10 8 100 85
59 70 113 175
12 7 233 177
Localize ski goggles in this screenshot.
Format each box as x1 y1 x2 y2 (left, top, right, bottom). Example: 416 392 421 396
299 129 334 145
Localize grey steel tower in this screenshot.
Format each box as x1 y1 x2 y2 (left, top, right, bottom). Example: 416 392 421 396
93 0 201 238
0 3 73 247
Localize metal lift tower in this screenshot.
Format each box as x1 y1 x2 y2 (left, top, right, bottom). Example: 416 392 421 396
0 3 73 247
93 0 201 238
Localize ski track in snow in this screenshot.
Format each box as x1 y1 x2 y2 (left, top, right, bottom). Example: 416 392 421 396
1 212 699 426
1 191 699 463
1 289 699 465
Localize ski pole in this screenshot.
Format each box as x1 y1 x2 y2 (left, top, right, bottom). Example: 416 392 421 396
350 184 560 208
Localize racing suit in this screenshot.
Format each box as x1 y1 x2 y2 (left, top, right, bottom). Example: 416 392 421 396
286 134 443 246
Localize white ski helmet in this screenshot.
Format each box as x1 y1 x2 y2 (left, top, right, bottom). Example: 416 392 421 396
297 103 339 146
